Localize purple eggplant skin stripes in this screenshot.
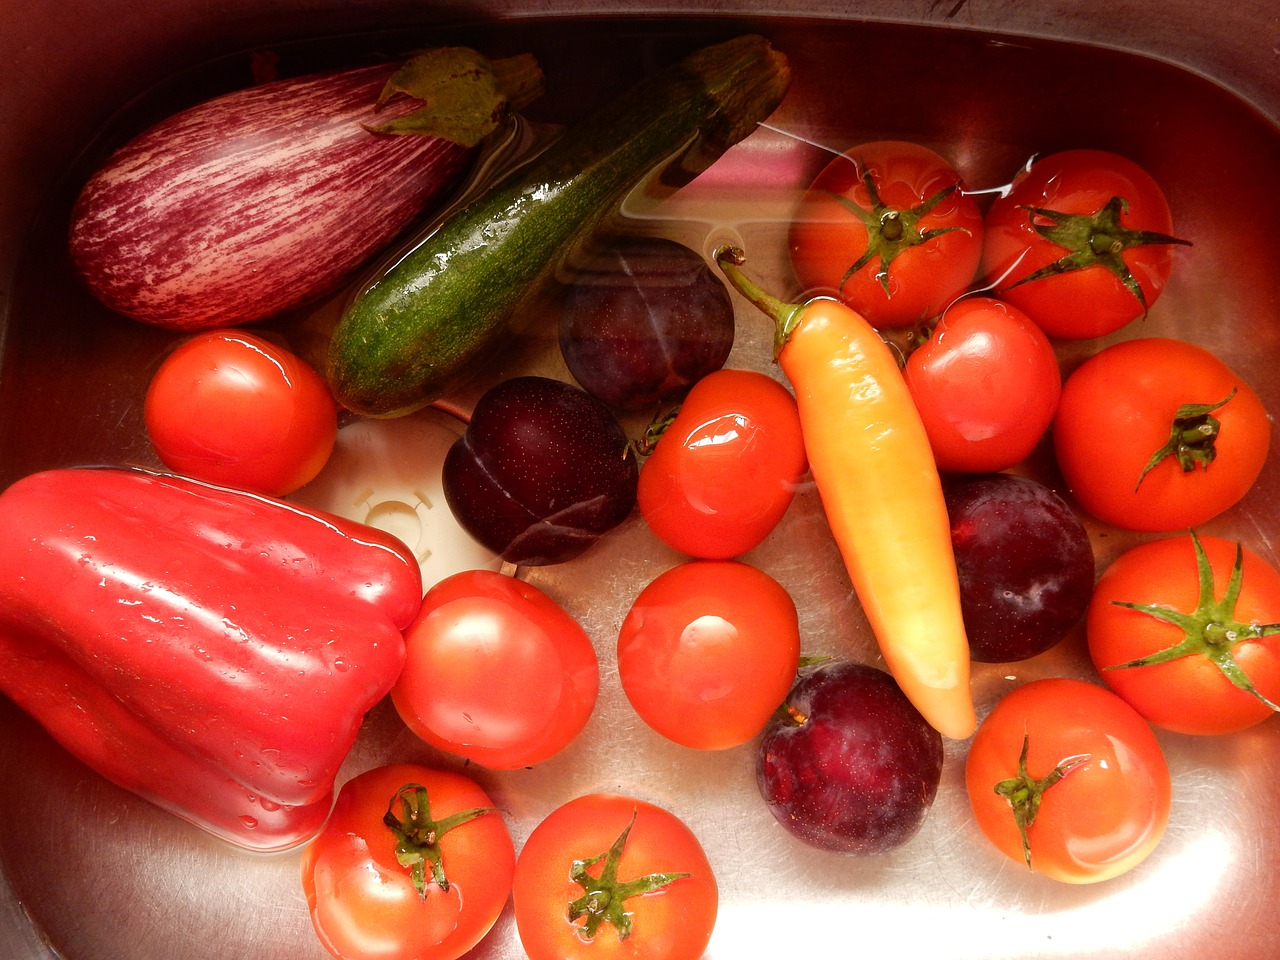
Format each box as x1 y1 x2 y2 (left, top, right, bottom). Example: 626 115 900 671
68 62 476 331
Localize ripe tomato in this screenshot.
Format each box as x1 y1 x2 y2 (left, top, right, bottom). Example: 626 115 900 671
1088 533 1280 735
1053 337 1270 531
391 570 598 770
637 368 807 559
144 329 337 496
965 678 1171 884
982 149 1189 339
512 793 718 960
301 763 515 960
903 296 1061 473
617 560 801 750
788 140 983 329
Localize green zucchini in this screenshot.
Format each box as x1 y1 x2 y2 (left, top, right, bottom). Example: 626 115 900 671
325 34 791 417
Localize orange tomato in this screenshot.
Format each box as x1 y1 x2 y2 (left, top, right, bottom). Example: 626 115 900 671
512 793 718 960
144 329 336 496
1088 533 1280 735
392 570 599 769
788 139 983 329
301 764 515 960
637 368 807 559
1053 337 1269 531
965 679 1171 884
617 560 801 749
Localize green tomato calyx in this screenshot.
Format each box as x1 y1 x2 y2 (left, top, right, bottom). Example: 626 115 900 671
1005 195 1190 313
383 783 497 899
1134 390 1235 491
993 734 1090 870
567 810 691 942
827 166 969 299
1105 532 1280 712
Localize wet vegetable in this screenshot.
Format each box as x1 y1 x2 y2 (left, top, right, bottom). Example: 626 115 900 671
70 48 543 330
0 467 422 851
327 35 791 417
717 246 975 739
301 764 515 960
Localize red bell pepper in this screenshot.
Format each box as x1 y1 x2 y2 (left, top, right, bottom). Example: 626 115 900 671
0 467 422 851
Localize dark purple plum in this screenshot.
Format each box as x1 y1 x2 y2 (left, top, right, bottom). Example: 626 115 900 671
756 661 943 856
442 376 638 566
558 235 734 410
945 473 1095 663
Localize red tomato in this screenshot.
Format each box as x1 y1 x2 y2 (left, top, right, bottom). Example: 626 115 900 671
637 368 807 559
1088 533 1280 735
788 140 983 329
1053 337 1270 531
512 793 718 960
965 679 1171 884
617 560 801 750
301 763 515 960
144 329 337 495
391 570 598 770
903 296 1061 473
982 149 1189 339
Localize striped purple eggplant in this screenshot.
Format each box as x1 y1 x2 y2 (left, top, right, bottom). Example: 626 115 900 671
69 49 541 330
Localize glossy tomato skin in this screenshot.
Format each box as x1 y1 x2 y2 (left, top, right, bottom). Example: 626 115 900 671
512 793 718 960
965 679 1171 884
637 368 807 559
301 763 515 960
391 570 598 769
144 329 337 495
982 150 1183 339
617 560 801 749
904 296 1061 473
1053 337 1270 531
1088 534 1280 735
788 140 983 329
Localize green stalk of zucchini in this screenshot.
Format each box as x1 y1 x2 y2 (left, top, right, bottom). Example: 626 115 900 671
325 34 791 418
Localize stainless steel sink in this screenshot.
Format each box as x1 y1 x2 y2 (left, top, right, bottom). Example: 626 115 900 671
2 3 1277 959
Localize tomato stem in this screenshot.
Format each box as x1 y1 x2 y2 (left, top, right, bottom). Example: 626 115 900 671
1005 196 1190 314
825 171 969 300
634 404 682 458
383 783 497 898
567 810 691 941
1105 532 1280 712
993 734 1090 870
1134 390 1235 490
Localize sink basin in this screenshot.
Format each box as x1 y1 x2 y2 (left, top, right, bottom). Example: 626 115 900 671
2 3 1277 959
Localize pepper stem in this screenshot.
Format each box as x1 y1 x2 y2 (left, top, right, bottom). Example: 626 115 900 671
383 783 498 898
1105 531 1280 711
567 810 692 941
714 245 806 356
